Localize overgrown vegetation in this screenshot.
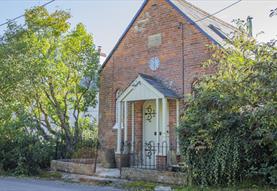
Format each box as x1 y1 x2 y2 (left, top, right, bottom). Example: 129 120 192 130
0 6 99 175
174 186 277 191
123 181 157 191
179 21 277 186
0 121 55 175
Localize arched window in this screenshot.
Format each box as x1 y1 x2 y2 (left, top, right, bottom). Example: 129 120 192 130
191 78 199 98
116 89 122 99
113 89 122 129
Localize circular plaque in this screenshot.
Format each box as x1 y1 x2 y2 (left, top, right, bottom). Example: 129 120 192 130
148 57 160 71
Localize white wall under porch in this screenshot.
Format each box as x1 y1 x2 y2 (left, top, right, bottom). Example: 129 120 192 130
113 74 181 169
115 98 170 155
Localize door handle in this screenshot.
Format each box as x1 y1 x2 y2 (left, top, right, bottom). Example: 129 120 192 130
154 132 157 136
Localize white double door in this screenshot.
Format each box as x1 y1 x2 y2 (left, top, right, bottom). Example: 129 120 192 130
143 100 162 166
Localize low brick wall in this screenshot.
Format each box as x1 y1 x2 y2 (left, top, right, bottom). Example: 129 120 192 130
121 167 187 185
59 159 95 164
51 159 95 176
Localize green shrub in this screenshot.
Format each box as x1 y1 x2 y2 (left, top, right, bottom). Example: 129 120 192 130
0 113 98 175
0 124 55 175
179 24 277 186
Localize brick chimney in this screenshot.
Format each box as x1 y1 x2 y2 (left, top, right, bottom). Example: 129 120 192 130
247 16 253 37
97 46 107 57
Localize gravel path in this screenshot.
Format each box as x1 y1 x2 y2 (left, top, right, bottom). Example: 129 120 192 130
0 177 124 191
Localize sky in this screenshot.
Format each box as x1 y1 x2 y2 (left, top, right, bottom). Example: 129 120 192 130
0 0 276 63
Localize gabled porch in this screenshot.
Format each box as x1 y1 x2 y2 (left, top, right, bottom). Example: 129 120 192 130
113 74 181 170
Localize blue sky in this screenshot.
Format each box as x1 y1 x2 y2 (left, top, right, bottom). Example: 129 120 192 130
0 0 276 63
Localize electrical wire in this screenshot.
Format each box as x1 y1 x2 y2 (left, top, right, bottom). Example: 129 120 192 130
193 0 242 24
0 0 56 27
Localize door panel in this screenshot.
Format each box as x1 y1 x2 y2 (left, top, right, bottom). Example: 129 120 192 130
143 100 157 167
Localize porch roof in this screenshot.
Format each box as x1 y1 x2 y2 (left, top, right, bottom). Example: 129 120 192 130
139 73 179 99
118 74 180 102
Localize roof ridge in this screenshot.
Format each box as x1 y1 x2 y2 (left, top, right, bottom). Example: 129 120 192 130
176 0 237 30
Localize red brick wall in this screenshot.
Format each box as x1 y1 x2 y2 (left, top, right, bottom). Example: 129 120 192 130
99 0 214 152
125 101 144 153
134 101 144 153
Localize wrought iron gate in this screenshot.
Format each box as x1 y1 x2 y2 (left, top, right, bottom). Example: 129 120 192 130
126 140 170 170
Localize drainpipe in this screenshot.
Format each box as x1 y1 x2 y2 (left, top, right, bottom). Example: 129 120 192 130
246 16 253 37
178 22 185 99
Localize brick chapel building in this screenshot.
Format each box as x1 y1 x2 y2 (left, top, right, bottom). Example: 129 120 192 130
98 0 235 168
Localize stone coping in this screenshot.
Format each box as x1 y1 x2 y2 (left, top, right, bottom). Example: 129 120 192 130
51 159 96 176
121 167 187 185
59 158 95 164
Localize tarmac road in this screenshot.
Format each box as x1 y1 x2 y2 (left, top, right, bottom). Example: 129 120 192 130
0 177 124 191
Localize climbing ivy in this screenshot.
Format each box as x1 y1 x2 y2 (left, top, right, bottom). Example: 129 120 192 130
179 22 277 186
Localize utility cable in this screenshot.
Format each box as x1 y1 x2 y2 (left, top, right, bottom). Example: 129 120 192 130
0 0 56 27
194 0 242 23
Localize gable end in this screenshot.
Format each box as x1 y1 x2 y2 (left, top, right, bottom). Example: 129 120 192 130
99 0 232 73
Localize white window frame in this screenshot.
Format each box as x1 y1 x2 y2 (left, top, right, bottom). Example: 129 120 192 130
113 90 122 129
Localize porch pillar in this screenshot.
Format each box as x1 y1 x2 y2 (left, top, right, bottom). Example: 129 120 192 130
162 97 167 155
124 101 128 153
156 98 159 152
116 101 122 153
131 102 135 153
176 99 180 155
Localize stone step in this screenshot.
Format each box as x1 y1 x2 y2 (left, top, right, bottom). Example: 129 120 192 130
94 165 120 179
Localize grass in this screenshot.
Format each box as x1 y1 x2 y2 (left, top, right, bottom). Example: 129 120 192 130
174 186 277 191
122 181 277 191
123 181 158 191
37 170 62 180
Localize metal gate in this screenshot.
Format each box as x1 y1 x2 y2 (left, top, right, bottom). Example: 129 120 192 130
128 140 169 170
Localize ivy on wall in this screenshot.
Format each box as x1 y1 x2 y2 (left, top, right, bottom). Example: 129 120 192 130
179 21 277 186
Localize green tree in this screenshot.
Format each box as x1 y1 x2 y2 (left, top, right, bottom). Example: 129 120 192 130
179 22 277 186
0 7 99 155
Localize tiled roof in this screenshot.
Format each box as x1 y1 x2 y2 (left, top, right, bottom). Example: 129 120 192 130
169 0 236 47
139 73 180 98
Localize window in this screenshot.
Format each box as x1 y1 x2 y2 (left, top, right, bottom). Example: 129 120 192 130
116 89 122 99
113 89 122 129
191 78 199 98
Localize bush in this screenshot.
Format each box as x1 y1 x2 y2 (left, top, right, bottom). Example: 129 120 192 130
57 121 99 159
0 112 99 175
0 124 55 175
179 25 277 186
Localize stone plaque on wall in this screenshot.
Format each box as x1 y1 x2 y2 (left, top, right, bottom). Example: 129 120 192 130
148 33 162 48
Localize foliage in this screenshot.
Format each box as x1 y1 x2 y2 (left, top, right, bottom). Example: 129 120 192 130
0 117 55 175
179 22 277 186
123 181 157 191
0 6 99 158
174 185 277 191
72 122 98 158
0 6 99 175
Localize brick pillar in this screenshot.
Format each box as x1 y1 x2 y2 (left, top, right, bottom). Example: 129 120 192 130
156 155 167 170
115 153 130 168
